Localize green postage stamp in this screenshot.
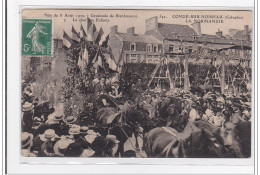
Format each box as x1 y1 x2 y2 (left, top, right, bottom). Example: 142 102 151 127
22 19 52 56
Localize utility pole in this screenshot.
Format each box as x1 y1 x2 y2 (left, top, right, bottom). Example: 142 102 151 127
184 52 189 91
220 51 225 94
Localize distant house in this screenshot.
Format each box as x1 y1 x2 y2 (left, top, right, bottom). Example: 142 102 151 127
108 26 162 64
144 16 252 63
226 25 252 41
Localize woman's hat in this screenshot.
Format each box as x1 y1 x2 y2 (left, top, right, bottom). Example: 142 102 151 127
64 116 77 124
21 132 33 148
22 102 34 112
68 125 81 135
106 135 120 144
80 126 89 134
39 129 57 141
64 143 83 157
54 139 74 156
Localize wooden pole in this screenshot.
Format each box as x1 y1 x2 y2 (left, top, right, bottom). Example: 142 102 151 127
184 54 189 91
220 53 225 94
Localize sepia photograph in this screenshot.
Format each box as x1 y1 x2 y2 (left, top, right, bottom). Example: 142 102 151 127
21 9 252 158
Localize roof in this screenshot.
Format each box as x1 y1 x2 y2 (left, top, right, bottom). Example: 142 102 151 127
156 23 197 39
115 33 161 44
232 29 252 40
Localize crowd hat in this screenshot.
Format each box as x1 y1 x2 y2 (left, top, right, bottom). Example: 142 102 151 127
21 132 33 149
106 135 120 144
39 129 57 142
244 102 251 108
84 130 101 144
22 102 34 112
64 116 77 124
242 110 250 118
80 126 89 134
54 139 74 156
47 110 64 124
64 142 83 157
216 97 225 104
68 125 81 135
232 106 240 113
80 148 95 157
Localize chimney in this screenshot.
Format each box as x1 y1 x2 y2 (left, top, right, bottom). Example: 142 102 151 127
191 22 201 35
110 25 118 34
127 27 135 34
216 29 223 38
244 25 249 35
145 16 158 32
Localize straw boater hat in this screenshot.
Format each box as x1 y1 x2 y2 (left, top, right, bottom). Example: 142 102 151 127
22 102 34 112
53 139 74 156
46 110 64 124
64 116 77 124
84 130 100 144
106 135 120 144
80 126 89 134
68 125 81 135
39 129 58 142
21 132 33 149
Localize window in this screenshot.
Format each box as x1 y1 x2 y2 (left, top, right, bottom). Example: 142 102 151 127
169 46 174 53
130 43 136 51
147 44 152 52
179 45 183 51
153 45 158 52
188 46 193 53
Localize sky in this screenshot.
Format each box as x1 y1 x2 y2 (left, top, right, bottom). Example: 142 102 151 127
22 9 252 40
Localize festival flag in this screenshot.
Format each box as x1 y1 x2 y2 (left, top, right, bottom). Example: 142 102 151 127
92 49 99 64
88 22 98 42
80 24 87 39
95 27 104 44
63 31 74 48
71 26 80 42
87 17 92 31
77 52 84 70
101 35 109 48
97 55 103 67
104 53 117 71
82 46 89 65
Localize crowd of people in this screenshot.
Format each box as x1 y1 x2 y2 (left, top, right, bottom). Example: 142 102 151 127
21 67 252 158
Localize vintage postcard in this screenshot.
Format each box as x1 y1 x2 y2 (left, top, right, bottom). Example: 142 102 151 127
21 9 252 158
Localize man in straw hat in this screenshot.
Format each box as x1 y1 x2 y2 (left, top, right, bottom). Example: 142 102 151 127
53 138 74 157
21 132 36 157
47 109 65 136
39 129 59 157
